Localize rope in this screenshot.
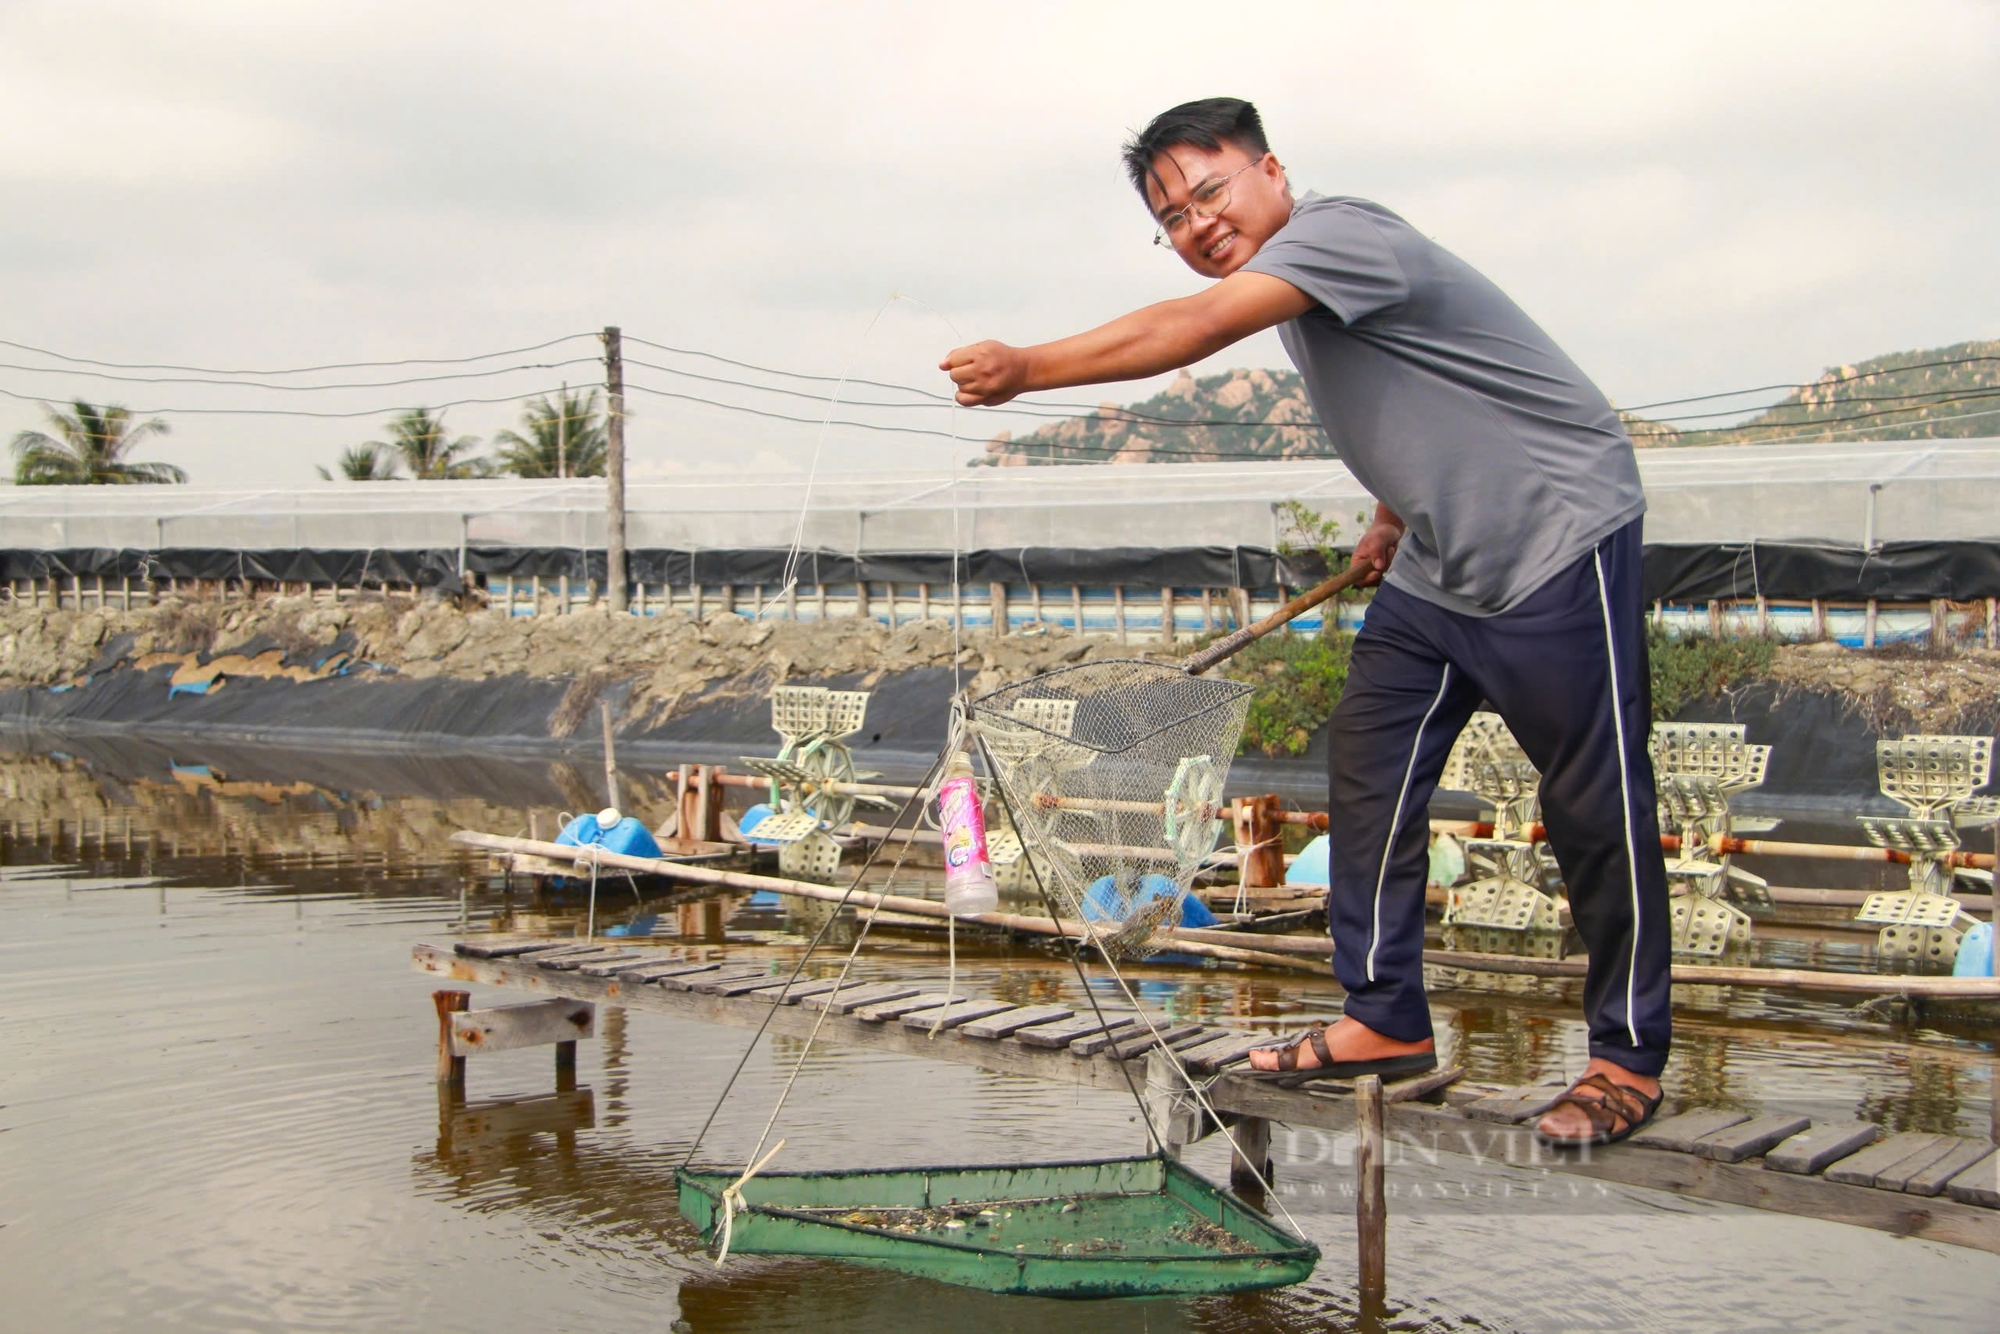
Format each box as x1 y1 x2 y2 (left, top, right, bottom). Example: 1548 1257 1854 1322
972 728 1304 1236
929 912 957 1039
766 295 900 617
713 1137 788 1267
680 746 951 1171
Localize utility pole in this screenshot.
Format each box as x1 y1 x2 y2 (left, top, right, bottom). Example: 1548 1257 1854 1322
602 327 628 613
556 380 568 479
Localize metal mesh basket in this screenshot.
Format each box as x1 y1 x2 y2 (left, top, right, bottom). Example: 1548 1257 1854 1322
970 660 1255 957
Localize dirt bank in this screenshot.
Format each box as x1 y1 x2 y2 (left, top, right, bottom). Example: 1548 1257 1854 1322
0 594 1146 731
1767 641 2000 736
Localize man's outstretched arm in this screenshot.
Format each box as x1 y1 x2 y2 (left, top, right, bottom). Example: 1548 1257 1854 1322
941 271 1313 407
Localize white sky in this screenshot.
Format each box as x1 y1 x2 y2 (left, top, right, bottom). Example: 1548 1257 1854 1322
0 0 1995 487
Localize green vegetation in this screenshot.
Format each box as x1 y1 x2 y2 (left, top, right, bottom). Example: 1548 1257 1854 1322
367 407 489 480
1645 628 1777 720
1644 339 2000 447
1220 630 1353 756
1273 499 1342 589
10 399 186 485
493 389 607 478
316 444 401 481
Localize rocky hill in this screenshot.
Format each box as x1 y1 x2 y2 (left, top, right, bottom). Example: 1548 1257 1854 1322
976 338 2000 464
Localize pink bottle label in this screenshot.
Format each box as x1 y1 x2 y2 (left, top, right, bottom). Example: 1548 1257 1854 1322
937 776 990 870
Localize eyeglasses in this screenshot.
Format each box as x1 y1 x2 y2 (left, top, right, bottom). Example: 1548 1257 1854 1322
1153 155 1266 248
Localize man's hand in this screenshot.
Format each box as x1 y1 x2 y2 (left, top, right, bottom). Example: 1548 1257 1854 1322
1351 514 1404 586
940 341 1030 407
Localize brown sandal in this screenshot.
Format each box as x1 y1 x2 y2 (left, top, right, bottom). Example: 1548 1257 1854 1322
1248 1022 1438 1087
1533 1072 1663 1147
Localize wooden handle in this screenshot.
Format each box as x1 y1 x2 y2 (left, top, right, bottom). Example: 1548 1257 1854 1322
1181 562 1373 675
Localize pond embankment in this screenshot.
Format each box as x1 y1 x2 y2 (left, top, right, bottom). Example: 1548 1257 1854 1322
3 594 1996 808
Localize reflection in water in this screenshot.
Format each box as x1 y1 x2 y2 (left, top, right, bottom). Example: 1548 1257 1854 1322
3 733 1998 1333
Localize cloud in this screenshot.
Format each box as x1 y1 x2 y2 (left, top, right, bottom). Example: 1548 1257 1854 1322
0 0 1994 486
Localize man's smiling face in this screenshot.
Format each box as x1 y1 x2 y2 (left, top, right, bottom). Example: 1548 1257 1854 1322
1143 143 1293 280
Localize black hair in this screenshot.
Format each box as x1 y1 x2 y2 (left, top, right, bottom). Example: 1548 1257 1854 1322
1121 98 1270 207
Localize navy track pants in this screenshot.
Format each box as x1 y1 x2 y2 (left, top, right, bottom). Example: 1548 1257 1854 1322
1326 518 1673 1076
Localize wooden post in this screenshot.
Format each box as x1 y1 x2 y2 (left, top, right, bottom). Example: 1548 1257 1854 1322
1071 584 1084 633
635 581 647 617
693 583 704 618
787 581 798 620
603 326 628 614
1201 587 1214 632
1030 581 1043 626
1988 598 1997 648
1811 598 1826 639
989 581 1009 637
1932 598 1949 646
1114 586 1127 645
600 702 620 812
885 582 897 628
555 1035 578 1091
1756 595 1768 637
919 582 930 620
558 572 570 614
701 765 725 842
1864 599 1878 649
1229 1115 1272 1202
855 580 870 622
1160 587 1176 644
434 989 471 1086
1356 1072 1386 1298
1233 794 1284 889
815 583 826 621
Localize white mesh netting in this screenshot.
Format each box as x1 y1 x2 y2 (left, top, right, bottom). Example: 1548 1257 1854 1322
971 660 1255 957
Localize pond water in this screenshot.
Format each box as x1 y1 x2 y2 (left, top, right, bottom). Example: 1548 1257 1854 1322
2 736 1996 1333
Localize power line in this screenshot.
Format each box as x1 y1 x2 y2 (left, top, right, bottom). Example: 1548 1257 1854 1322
0 384 575 420
630 333 2000 431
0 357 603 394
0 333 599 378
1620 355 2000 413
623 356 1320 428
1629 388 2000 437
1646 382 2000 425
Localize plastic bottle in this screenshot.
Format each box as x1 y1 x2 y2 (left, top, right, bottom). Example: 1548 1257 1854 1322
937 751 998 916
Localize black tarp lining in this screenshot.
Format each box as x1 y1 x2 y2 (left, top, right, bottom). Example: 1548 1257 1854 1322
5 541 1999 601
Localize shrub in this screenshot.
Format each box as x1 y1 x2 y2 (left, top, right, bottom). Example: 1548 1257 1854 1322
1646 627 1777 720
1221 630 1352 756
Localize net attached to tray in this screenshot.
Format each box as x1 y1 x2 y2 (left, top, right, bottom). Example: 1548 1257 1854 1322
970 660 1255 957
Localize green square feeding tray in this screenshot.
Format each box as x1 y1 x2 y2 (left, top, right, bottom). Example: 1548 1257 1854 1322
676 1153 1319 1298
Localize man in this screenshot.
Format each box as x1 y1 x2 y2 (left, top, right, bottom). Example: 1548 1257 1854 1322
942 97 1671 1146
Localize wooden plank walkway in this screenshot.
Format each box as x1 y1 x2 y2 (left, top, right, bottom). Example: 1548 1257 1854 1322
416 940 2000 1254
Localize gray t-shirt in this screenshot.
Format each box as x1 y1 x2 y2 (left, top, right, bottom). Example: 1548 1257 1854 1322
1242 192 1644 616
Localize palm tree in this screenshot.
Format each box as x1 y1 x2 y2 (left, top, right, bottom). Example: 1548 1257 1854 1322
315 444 401 481
369 407 488 480
492 389 606 478
10 400 186 485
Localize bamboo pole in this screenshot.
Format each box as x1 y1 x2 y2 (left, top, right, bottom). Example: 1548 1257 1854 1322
447 830 1319 971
